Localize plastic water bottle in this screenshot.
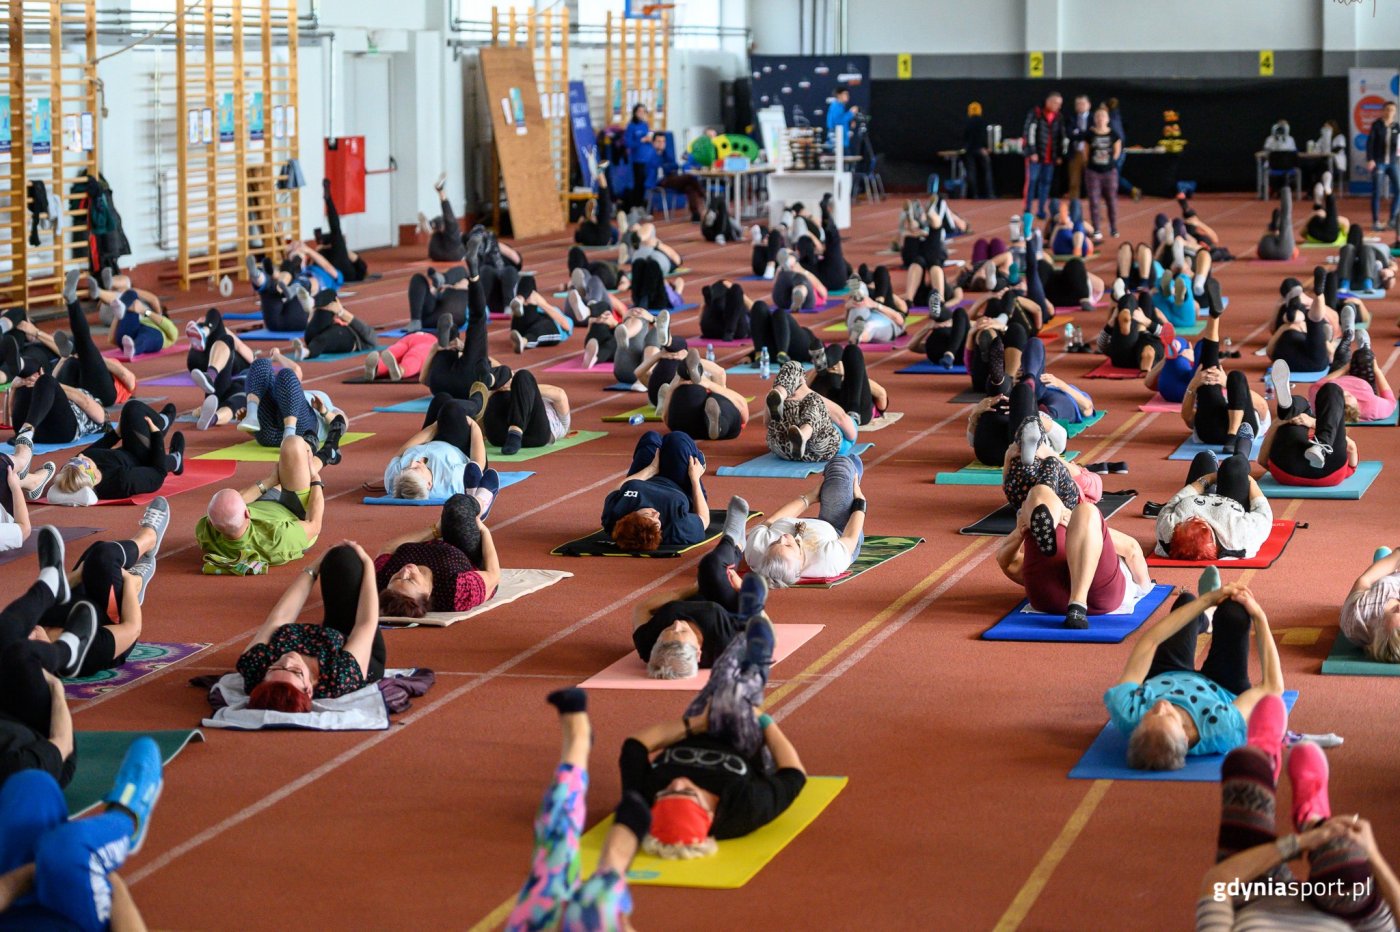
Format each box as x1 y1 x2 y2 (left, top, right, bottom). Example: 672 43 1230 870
628 414 646 426
1063 323 1074 345
706 343 715 363
759 347 771 380
1073 325 1083 347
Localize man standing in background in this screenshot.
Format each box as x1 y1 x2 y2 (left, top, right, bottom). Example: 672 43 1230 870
1066 95 1092 200
1366 101 1400 231
1023 91 1065 219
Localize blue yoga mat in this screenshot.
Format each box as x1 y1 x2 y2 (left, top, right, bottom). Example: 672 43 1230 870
373 397 432 414
982 584 1176 644
234 327 301 341
934 470 1003 486
1259 461 1382 499
307 346 382 362
1344 288 1386 300
378 328 411 339
1194 296 1231 317
726 361 813 376
1350 406 1400 426
894 361 969 375
605 383 641 392
716 443 873 478
0 432 105 455
1263 368 1328 385
1069 691 1298 782
1168 434 1264 461
220 310 263 321
363 471 533 505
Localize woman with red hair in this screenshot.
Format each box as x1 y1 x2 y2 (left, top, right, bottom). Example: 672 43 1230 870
1154 448 1274 561
237 541 385 712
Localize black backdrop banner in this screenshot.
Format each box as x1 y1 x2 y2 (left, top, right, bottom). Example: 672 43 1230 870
867 77 1347 193
750 55 872 132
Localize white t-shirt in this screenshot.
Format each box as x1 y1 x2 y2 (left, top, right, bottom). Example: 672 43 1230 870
0 504 23 552
746 518 852 579
1155 487 1274 559
1340 571 1400 649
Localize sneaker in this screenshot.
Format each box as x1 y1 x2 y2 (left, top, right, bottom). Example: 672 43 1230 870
1029 504 1058 556
566 291 588 323
655 309 672 349
436 312 455 349
128 554 157 605
1339 302 1355 341
1304 440 1333 470
167 434 185 475
742 610 776 667
103 736 164 855
35 525 69 602
1063 602 1089 630
139 496 171 556
582 338 600 370
1270 359 1292 409
406 319 423 333
382 349 403 382
197 394 219 431
24 462 55 501
289 338 308 362
1288 740 1331 829
416 211 430 235
184 320 207 352
1112 278 1126 301
762 261 776 280
848 316 866 344
765 388 784 422
846 276 869 302
318 414 348 467
1091 230 1103 243
246 254 265 290
433 171 447 193
53 331 74 358
938 351 955 369
62 268 80 305
122 335 137 361
810 344 829 372
466 382 489 420
509 296 526 320
58 600 99 677
703 396 723 439
510 329 527 354
363 351 380 382
1232 421 1255 457
683 347 703 384
500 429 523 456
1017 417 1044 467
750 224 763 245
190 368 217 395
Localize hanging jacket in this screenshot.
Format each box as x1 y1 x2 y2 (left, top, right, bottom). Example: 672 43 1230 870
27 180 49 247
70 172 130 274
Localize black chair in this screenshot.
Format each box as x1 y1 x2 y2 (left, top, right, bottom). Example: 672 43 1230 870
1267 150 1301 198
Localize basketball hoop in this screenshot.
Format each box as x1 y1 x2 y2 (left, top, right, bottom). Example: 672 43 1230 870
641 3 675 14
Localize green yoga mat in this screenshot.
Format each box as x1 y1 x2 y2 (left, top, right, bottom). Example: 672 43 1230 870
1057 411 1105 438
1321 633 1400 675
487 429 606 462
64 729 205 816
793 536 925 588
195 432 373 461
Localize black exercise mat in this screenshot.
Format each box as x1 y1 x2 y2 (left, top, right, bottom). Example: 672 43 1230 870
551 509 760 558
949 389 985 404
958 491 1137 536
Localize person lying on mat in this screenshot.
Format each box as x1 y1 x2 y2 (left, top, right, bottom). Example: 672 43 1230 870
907 296 969 371
0 526 102 786
749 297 824 368
1176 300 1271 456
745 455 866 587
995 484 1150 629
1003 416 1101 511
1335 223 1395 293
749 216 790 281
637 326 729 412
1152 233 1214 329
1303 171 1350 244
419 172 466 262
655 349 751 442
698 280 753 342
771 247 828 312
1030 247 1105 313
1106 580 1285 770
0 445 52 551
419 296 493 402
245 252 327 333
842 276 907 346
0 738 167 931
620 614 807 855
632 559 770 679
505 277 580 356
765 361 859 462
792 195 853 292
574 167 619 248
1044 198 1095 258
44 270 141 408
602 430 708 552
504 690 650 932
1259 361 1359 488
625 231 686 312
363 330 436 384
1018 335 1095 424
593 306 679 390
1198 703 1400 930
1265 291 1354 377
384 393 490 501
1342 547 1400 665
688 496 757 615
968 378 1070 471
806 342 889 428
478 368 571 457
239 542 386 711
33 498 168 679
47 401 184 506
1312 330 1396 423
236 357 348 465
854 262 916 316
1093 291 1169 378
196 432 326 572
374 500 500 619
5 370 107 447
286 289 378 362
1153 447 1273 561
316 178 370 283
1114 240 1160 293
185 306 255 423
0 308 60 385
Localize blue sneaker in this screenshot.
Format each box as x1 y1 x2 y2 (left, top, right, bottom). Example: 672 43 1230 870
475 467 501 519
1375 546 1392 563
103 736 163 854
737 573 768 621
462 460 483 492
743 612 775 669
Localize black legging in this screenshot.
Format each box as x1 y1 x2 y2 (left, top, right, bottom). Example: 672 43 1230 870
865 265 899 307
645 358 683 408
1305 192 1341 244
319 544 386 683
410 274 471 329
630 258 672 311
809 344 874 424
901 233 943 271
304 308 375 358
1186 450 1252 510
797 215 849 290
696 537 743 613
1104 300 1163 371
104 399 177 475
751 229 786 276
511 303 568 345
1038 258 1091 307
1258 188 1295 261
478 263 521 316
771 269 816 311
1269 382 1350 480
749 302 817 362
323 185 369 282
583 320 619 364
1146 593 1253 697
665 383 743 440
971 379 1038 467
701 194 737 242
1191 341 1258 445
1272 313 1333 372
575 183 615 246
482 368 552 448
260 287 308 332
428 197 466 262
0 581 74 784
924 306 970 364
699 283 750 341
420 392 479 454
48 299 117 407
187 308 249 403
12 373 80 443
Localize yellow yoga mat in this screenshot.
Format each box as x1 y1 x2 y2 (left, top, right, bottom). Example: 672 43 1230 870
822 314 926 334
576 776 848 889
194 432 373 461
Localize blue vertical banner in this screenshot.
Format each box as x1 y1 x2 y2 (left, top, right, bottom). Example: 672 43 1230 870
0 98 10 155
568 80 597 189
248 91 265 142
218 92 235 150
32 98 51 156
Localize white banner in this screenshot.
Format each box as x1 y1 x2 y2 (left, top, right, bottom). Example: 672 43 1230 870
1348 68 1399 187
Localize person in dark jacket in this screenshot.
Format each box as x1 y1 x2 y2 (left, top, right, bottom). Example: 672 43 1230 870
1366 101 1400 231
963 102 994 199
1023 91 1067 219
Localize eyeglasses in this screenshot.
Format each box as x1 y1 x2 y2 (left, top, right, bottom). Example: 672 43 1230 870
660 746 748 776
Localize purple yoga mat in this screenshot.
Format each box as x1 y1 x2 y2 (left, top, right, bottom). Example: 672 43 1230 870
64 641 211 700
145 373 196 387
0 526 102 567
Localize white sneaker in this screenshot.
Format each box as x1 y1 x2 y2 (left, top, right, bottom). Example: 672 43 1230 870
122 335 137 361
1304 441 1333 469
1270 359 1292 408
197 394 219 431
750 224 763 245
715 234 726 245
762 261 776 280
382 349 403 382
237 399 260 433
582 338 599 370
510 330 527 354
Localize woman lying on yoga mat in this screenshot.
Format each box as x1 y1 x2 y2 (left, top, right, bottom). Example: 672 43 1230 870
601 430 708 552
908 300 969 370
21 274 139 415
480 368 571 457
842 277 908 345
89 268 164 325
1044 198 1095 258
749 217 792 280
1003 414 1102 511
853 263 914 315
5 370 107 446
771 247 829 313
1303 172 1350 245
1173 192 1226 255
286 290 377 361
419 173 466 261
565 265 629 331
1106 581 1284 770
0 739 165 931
698 280 752 342
1199 705 1400 929
0 446 53 550
1260 361 1360 487
1018 336 1095 424
363 330 436 384
383 393 490 501
1094 292 1169 378
575 169 618 248
765 360 859 462
1152 239 1215 329
246 254 324 333
654 350 750 442
240 542 387 711
185 307 254 424
100 284 178 363
996 486 1149 629
375 504 500 619
808 342 889 427
508 276 583 356
1312 331 1396 423
968 378 1069 470
749 299 822 367
745 455 866 587
626 231 686 312
582 306 674 384
420 299 492 401
620 615 807 856
0 308 59 384
505 690 652 932
792 195 853 292
1258 186 1297 262
48 401 184 506
1341 548 1400 664
1177 307 1270 456
1335 224 1396 293
34 499 168 679
568 245 630 295
689 496 757 615
1031 250 1104 313
1153 447 1273 560
315 179 369 283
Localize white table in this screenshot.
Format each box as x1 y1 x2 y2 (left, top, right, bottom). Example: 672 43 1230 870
766 172 853 230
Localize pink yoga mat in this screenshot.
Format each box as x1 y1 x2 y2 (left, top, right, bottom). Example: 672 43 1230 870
544 355 621 374
1138 394 1180 413
145 373 196 388
1085 359 1141 379
579 624 824 690
102 342 188 362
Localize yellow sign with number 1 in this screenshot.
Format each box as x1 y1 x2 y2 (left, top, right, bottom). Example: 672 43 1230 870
1259 50 1274 76
897 53 912 80
1029 51 1044 78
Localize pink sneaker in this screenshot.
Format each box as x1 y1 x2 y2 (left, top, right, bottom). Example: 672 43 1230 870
1246 693 1287 783
1288 741 1331 830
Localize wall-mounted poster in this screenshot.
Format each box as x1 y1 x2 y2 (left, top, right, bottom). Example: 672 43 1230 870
32 97 51 157
509 87 527 135
249 91 264 142
0 99 11 155
218 93 235 150
201 107 213 145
